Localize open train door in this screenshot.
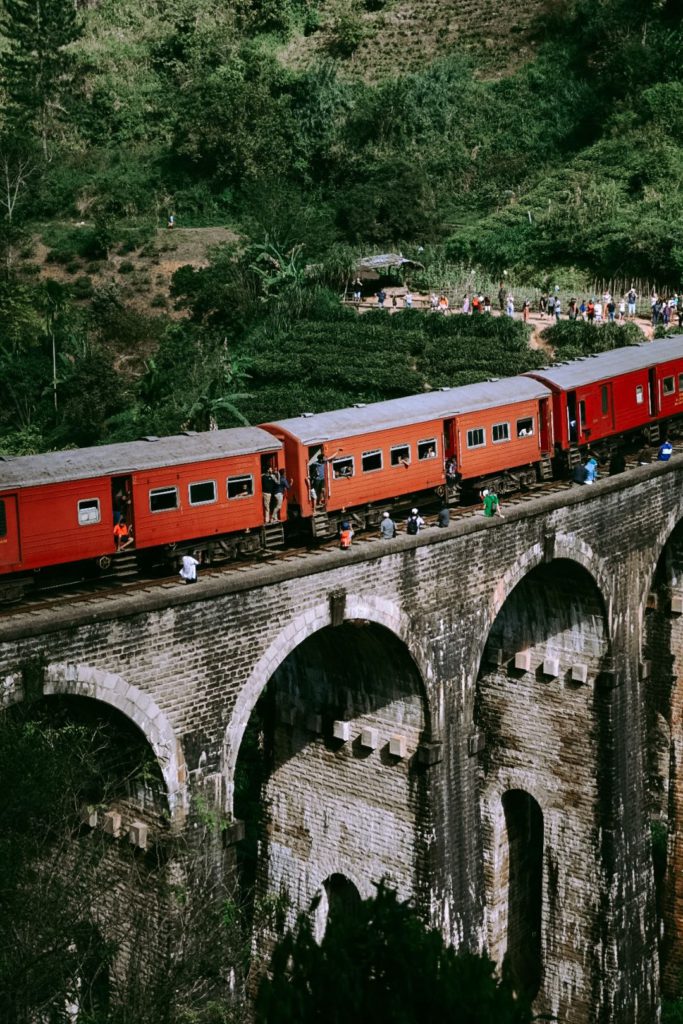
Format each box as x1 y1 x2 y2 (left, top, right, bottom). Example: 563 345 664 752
539 398 552 454
0 494 21 567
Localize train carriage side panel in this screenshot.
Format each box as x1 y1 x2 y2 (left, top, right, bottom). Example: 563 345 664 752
1 478 114 574
265 420 447 516
130 451 270 548
454 397 545 479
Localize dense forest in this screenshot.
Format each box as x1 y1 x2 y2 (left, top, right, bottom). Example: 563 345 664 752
1 0 682 456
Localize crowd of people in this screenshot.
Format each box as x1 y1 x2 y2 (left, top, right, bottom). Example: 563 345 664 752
357 280 683 329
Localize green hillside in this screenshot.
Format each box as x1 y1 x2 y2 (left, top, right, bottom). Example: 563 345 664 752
1 0 683 455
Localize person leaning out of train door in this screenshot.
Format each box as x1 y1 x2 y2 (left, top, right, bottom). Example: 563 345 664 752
272 469 291 522
658 437 674 462
261 466 278 523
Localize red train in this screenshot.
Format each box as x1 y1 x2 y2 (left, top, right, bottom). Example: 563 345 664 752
1 337 683 599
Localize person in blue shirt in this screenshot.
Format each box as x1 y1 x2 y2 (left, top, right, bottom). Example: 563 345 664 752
658 438 673 461
584 456 599 484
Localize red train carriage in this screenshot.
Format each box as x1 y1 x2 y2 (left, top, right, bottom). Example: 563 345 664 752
0 428 283 597
526 337 683 459
262 378 553 536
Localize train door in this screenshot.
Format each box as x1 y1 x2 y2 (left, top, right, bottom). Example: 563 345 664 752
0 494 21 567
539 398 552 453
443 418 456 458
112 476 134 541
648 368 658 417
567 391 578 442
599 382 613 431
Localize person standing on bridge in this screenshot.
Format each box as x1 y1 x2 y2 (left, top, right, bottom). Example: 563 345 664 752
179 552 199 584
380 511 397 539
481 489 503 518
658 437 673 461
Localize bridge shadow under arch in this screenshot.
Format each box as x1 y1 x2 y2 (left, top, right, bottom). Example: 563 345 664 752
475 557 611 1023
234 618 432 947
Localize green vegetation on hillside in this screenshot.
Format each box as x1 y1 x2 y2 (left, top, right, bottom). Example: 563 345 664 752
0 0 677 454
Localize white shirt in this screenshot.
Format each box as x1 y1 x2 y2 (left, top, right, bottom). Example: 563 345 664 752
180 554 199 581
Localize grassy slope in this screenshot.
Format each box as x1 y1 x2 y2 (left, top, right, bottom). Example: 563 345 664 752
278 0 546 82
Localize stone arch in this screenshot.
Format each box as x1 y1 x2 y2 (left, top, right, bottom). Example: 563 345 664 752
639 501 683 625
42 663 187 822
224 593 433 812
475 557 611 1023
312 873 364 943
471 540 612 682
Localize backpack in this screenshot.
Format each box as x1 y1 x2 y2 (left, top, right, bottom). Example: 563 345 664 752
572 462 588 484
406 515 419 535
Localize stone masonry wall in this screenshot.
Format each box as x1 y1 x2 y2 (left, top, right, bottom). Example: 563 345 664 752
2 458 683 1022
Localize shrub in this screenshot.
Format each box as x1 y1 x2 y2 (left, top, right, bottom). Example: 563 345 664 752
151 293 167 308
327 13 366 57
303 7 321 34
118 260 135 275
71 276 94 299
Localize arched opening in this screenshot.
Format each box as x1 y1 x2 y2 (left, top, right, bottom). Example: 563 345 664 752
643 518 683 994
0 694 170 1022
234 620 430 954
503 790 543 999
313 874 362 942
476 559 610 1022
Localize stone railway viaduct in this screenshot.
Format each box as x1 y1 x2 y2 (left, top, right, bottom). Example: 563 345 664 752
3 459 683 1022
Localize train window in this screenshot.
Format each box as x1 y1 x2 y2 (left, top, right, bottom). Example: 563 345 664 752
189 480 217 506
332 456 354 479
492 422 510 443
0 500 5 538
150 486 179 512
227 475 253 499
601 385 609 413
466 429 485 449
635 385 644 405
516 418 534 437
663 376 675 396
418 439 438 459
77 498 101 525
391 444 411 467
362 450 383 473
679 373 683 393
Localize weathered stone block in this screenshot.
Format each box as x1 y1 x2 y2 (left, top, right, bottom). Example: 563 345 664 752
672 594 683 615
333 720 352 742
306 713 322 734
514 650 532 672
389 734 407 758
543 657 560 678
417 741 443 766
468 732 486 756
571 663 588 684
128 820 148 850
360 727 378 750
103 810 122 838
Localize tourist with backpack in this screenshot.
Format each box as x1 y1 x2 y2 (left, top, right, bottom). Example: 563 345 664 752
406 508 424 534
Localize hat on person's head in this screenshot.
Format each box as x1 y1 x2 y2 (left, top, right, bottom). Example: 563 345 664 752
383 511 390 518
411 508 418 514
482 489 489 497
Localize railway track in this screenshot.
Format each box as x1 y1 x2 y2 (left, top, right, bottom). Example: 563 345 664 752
0 476 584 619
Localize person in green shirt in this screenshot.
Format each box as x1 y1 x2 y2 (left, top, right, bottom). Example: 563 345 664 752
481 489 503 518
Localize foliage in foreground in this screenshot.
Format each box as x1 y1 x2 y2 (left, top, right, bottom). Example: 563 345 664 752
256 883 533 1024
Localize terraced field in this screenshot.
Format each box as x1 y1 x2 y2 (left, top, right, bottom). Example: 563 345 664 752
279 0 547 81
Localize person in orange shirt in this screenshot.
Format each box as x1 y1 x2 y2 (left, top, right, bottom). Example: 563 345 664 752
114 520 134 551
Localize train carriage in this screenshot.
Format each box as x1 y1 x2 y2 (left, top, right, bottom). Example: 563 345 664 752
526 337 683 456
0 428 283 592
263 378 553 535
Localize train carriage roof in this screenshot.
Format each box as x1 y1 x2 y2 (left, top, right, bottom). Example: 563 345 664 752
525 336 683 390
266 377 551 445
0 427 281 490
